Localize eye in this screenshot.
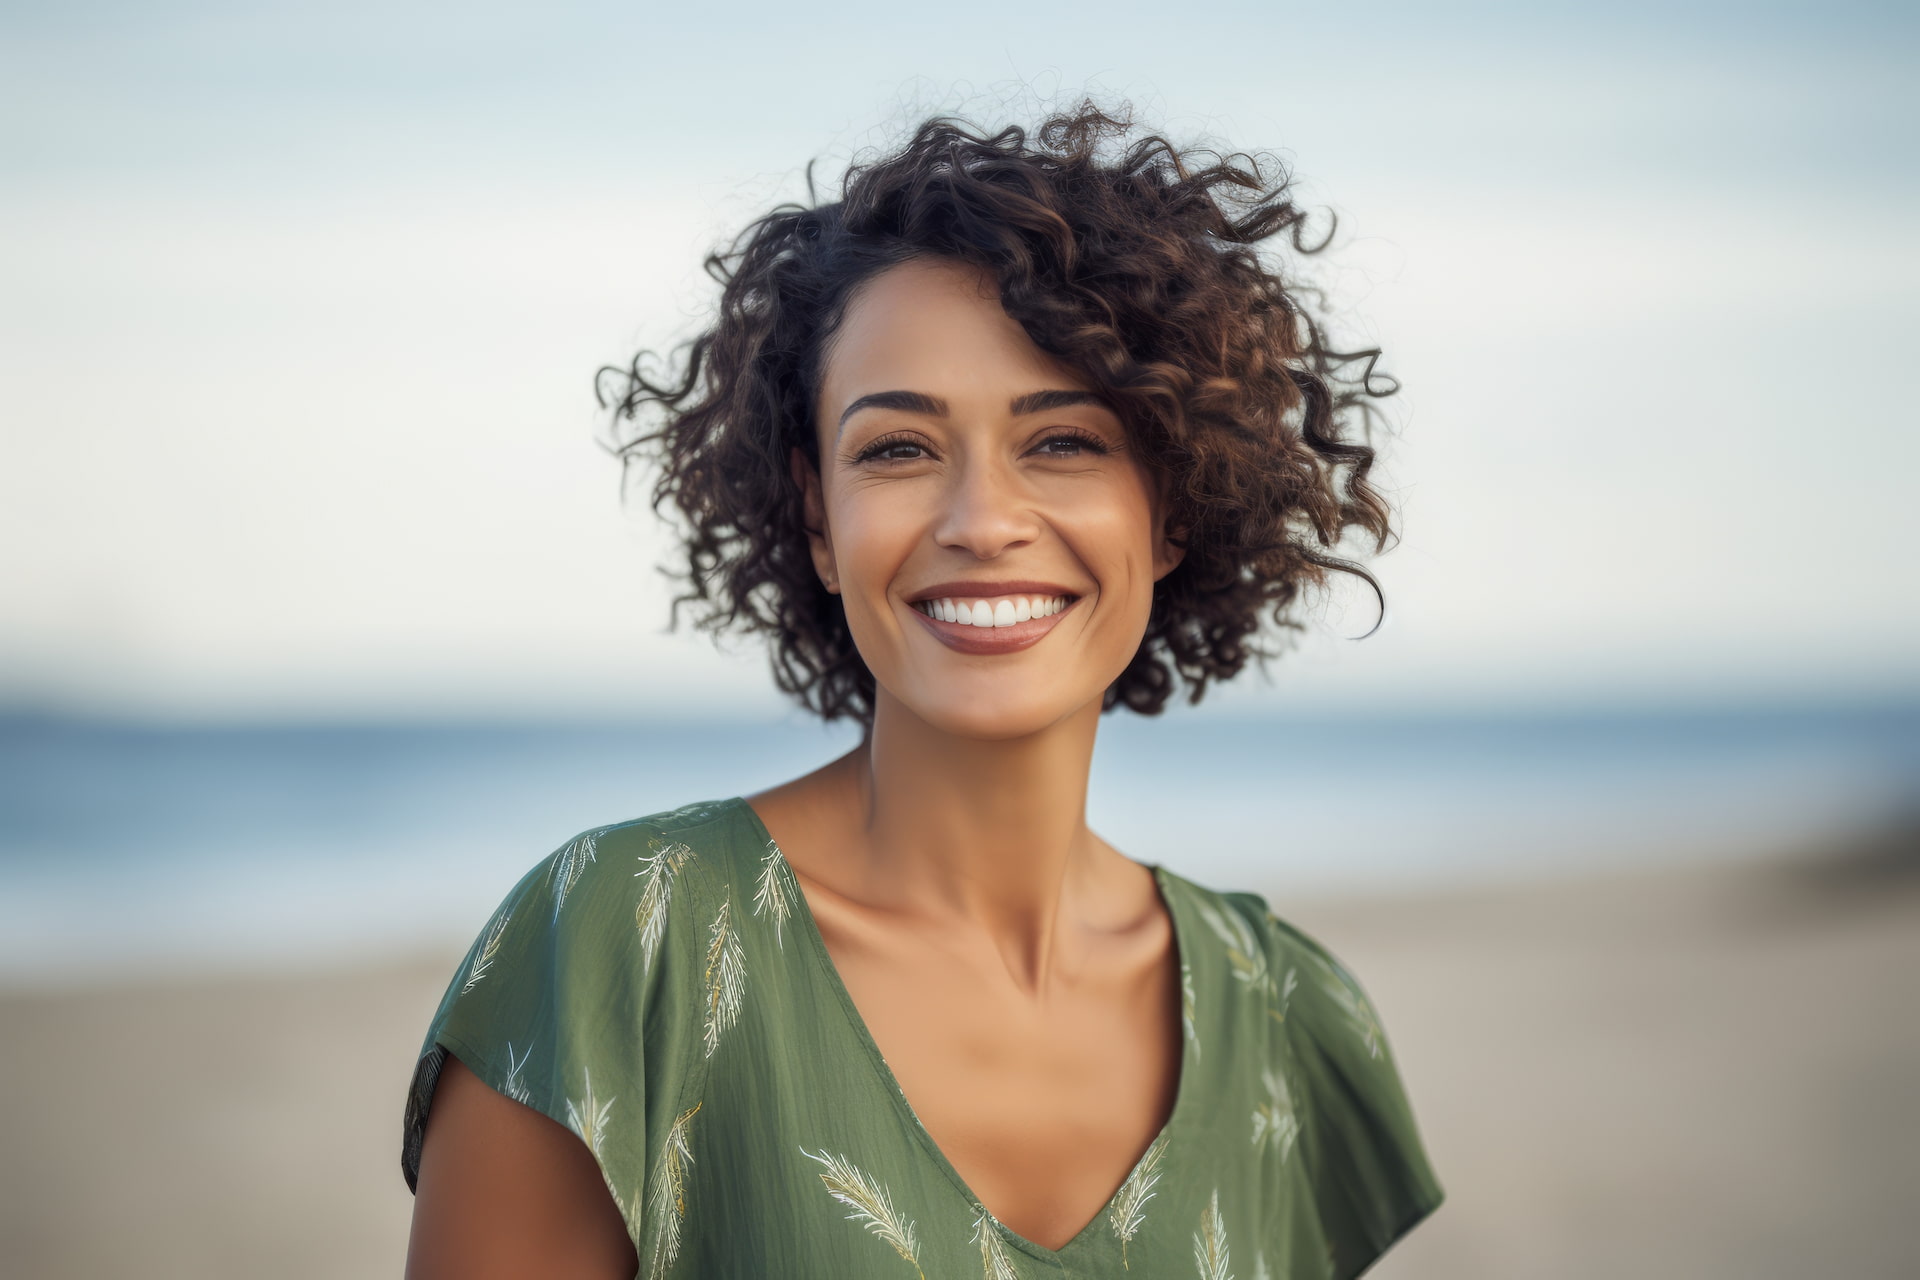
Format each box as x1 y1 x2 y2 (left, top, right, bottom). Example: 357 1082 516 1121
1032 428 1112 458
851 432 930 464
850 427 1114 465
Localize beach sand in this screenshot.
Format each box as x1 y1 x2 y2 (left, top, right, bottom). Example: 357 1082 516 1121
3 838 1915 1279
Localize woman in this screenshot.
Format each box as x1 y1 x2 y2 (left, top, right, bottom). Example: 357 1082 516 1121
401 101 1443 1279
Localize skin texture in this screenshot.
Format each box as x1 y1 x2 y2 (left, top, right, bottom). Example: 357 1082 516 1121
407 255 1190 1268
749 256 1189 1248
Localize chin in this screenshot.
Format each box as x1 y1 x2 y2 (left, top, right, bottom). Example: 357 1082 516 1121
896 686 1086 741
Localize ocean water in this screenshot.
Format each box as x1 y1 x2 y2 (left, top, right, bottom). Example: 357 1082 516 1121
2 701 1914 985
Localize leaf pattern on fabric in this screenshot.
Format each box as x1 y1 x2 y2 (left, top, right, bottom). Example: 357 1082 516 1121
654 799 727 826
501 1040 533 1105
1270 966 1298 1027
460 908 510 995
799 1146 924 1278
1285 918 1386 1059
1250 1065 1299 1162
1181 960 1200 1059
752 839 792 950
644 1101 701 1280
1327 974 1384 1059
1108 1132 1169 1270
634 839 696 973
1196 900 1272 1000
564 1066 614 1160
549 831 599 921
969 1209 1020 1280
1193 1187 1232 1280
402 814 1443 1279
702 888 747 1058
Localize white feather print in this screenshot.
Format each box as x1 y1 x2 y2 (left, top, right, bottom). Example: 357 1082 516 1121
1195 901 1272 999
1297 941 1384 1058
1327 975 1383 1058
1268 966 1299 1027
461 909 510 995
969 1208 1020 1280
564 1066 614 1160
549 832 599 921
655 799 724 826
701 889 747 1058
798 1146 924 1278
644 1101 701 1280
501 1040 533 1105
1108 1132 1169 1269
1250 1066 1299 1162
1258 910 1300 1026
633 839 696 973
1181 960 1200 1059
1192 1187 1233 1280
751 839 791 949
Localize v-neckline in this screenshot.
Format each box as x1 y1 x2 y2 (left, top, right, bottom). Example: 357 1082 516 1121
729 795 1197 1264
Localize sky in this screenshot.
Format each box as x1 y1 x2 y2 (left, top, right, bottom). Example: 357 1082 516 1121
1 0 1915 720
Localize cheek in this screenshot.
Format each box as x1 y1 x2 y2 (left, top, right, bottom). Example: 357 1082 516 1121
826 486 921 588
1075 489 1159 583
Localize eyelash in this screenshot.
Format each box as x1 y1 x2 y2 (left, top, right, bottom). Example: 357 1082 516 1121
852 428 1112 464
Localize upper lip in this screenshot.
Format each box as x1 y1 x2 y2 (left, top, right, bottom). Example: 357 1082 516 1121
906 580 1082 604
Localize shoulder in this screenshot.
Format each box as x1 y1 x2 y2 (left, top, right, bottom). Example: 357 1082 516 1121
1161 869 1383 1041
504 796 752 931
1175 879 1446 1277
1155 866 1300 1007
434 797 758 1027
403 798 753 1191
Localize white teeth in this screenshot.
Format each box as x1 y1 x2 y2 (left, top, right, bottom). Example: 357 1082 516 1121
916 594 1072 627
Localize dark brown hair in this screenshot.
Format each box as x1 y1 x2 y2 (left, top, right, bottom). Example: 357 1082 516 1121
597 99 1399 733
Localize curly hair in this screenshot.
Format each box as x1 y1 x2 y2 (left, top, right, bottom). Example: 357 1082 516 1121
597 98 1399 733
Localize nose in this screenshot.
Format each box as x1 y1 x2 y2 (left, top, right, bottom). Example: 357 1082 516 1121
930 449 1042 559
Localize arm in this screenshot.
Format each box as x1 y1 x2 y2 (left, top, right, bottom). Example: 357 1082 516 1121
405 1052 638 1280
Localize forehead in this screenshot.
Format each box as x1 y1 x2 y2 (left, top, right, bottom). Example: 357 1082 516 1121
817 257 1089 419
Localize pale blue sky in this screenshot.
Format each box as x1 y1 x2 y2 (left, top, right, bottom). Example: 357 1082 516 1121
2 0 1914 718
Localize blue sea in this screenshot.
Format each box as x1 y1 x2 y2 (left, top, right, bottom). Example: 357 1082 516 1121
3 701 1914 986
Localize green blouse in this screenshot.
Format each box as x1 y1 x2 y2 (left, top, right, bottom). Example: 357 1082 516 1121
401 796 1444 1279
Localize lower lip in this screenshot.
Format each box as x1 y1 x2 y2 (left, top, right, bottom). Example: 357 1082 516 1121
909 598 1080 655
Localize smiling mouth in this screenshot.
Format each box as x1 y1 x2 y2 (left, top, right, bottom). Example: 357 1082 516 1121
907 592 1082 656
910 593 1077 628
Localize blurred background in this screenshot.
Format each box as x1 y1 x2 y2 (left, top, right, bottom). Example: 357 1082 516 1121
2 0 1915 1276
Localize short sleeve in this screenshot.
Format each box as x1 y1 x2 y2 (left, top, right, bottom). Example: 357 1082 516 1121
1261 906 1446 1280
399 824 684 1230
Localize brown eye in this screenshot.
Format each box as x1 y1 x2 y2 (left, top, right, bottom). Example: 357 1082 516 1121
1034 429 1111 457
852 432 930 463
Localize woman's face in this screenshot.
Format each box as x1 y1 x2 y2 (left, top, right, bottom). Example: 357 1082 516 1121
796 255 1185 740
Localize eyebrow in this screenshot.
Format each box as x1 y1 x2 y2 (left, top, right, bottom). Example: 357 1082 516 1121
835 388 1106 437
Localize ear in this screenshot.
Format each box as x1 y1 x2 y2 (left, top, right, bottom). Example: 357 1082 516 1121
1150 480 1188 584
789 446 839 594
1153 524 1189 582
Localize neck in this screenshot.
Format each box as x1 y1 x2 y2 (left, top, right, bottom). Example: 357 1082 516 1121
825 688 1110 988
